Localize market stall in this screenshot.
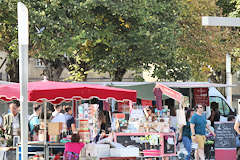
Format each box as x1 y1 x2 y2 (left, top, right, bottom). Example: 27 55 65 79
81 83 183 159
0 80 137 159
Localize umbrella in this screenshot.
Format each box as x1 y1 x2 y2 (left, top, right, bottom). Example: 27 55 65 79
0 80 137 103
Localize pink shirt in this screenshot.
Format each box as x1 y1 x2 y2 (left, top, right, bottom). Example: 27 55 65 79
65 142 85 154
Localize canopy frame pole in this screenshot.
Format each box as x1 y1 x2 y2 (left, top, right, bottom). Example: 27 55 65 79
44 101 48 159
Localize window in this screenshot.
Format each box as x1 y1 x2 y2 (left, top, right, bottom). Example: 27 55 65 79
209 96 230 116
35 59 45 68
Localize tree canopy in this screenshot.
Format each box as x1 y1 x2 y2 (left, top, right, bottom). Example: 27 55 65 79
2 0 240 83
177 0 240 83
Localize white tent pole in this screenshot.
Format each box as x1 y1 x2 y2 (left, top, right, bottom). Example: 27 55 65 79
18 2 29 160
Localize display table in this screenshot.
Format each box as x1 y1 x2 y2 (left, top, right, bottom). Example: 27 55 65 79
16 142 65 160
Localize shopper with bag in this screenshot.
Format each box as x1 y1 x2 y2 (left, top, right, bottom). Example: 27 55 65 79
190 104 216 160
179 108 194 160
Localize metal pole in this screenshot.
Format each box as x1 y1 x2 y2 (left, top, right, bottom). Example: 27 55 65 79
18 2 29 160
44 101 48 159
226 53 232 106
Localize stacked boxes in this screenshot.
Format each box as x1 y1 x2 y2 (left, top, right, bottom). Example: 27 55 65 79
78 120 90 143
77 103 99 142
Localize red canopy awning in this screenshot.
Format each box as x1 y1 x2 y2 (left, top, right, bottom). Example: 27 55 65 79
0 81 137 104
155 83 183 103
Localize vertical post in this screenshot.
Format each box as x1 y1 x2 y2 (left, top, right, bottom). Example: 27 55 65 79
18 2 29 160
73 100 76 118
226 53 232 106
44 101 48 159
189 88 192 108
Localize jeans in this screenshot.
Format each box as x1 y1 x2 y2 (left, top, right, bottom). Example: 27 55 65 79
182 136 192 160
236 136 240 148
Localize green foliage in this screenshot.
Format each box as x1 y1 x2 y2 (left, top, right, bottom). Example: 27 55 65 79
74 0 189 81
216 0 236 16
177 0 240 83
75 0 154 81
145 0 192 81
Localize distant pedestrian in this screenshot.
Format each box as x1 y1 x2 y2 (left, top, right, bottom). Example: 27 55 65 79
190 104 216 160
64 106 76 134
179 108 194 160
208 102 220 127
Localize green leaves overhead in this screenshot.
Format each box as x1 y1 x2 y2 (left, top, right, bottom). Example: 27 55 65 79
177 0 240 83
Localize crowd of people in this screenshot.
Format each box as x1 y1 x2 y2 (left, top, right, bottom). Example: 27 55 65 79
0 100 76 146
177 102 240 160
1 99 240 160
178 103 217 160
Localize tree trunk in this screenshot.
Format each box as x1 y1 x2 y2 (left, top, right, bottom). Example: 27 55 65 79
5 58 19 82
110 68 127 81
42 58 65 81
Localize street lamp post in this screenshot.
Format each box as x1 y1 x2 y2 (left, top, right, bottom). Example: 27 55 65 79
202 16 240 106
18 2 29 160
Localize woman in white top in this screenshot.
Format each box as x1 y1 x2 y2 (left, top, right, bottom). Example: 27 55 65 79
51 105 66 129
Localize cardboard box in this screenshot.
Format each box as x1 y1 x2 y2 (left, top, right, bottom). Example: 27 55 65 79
48 122 63 136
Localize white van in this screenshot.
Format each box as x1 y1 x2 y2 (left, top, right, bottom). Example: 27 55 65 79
160 82 236 120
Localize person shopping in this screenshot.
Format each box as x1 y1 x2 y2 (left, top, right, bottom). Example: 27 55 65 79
179 109 194 160
190 104 216 160
51 105 66 128
143 106 156 122
29 104 42 140
3 100 21 146
64 106 76 134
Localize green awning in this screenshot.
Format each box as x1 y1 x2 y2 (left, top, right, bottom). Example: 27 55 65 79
109 83 168 100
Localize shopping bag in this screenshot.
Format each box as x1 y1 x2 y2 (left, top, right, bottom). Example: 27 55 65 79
176 105 186 127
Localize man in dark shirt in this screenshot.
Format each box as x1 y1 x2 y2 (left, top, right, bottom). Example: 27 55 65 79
208 102 220 127
64 106 76 134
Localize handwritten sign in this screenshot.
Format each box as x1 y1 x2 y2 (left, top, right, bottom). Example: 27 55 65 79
214 122 236 149
115 133 161 151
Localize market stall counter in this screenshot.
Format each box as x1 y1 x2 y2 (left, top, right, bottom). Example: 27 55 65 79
16 142 65 160
114 132 176 158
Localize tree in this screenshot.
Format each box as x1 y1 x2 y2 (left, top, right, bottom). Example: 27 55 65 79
69 0 154 81
67 0 188 82
0 0 89 81
142 0 192 81
28 0 86 81
0 1 19 82
177 0 240 83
